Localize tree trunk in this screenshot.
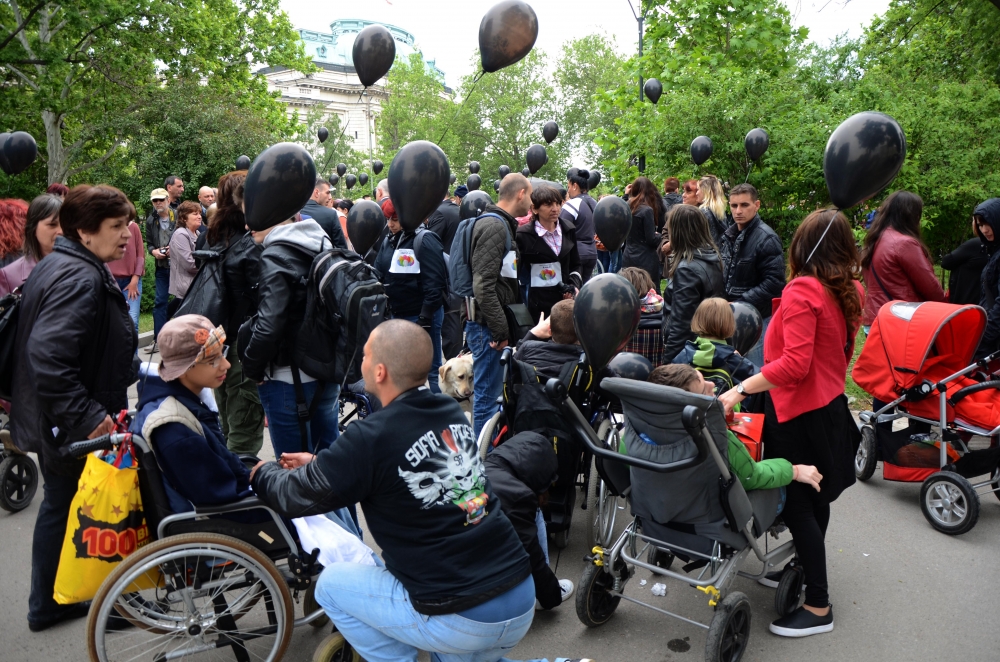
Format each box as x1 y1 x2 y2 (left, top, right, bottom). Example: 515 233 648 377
41 109 67 184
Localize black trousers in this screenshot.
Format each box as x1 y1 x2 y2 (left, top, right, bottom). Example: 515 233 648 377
781 481 831 608
441 294 464 360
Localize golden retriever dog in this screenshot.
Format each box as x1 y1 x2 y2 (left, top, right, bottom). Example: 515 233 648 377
439 353 474 400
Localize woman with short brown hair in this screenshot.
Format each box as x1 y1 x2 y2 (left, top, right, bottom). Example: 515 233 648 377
168 200 202 303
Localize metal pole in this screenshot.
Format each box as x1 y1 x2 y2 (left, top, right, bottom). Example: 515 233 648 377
637 10 645 173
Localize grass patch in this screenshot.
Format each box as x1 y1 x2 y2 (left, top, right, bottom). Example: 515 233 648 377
845 329 872 411
139 312 153 334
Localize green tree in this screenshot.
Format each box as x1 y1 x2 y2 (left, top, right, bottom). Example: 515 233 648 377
377 52 454 155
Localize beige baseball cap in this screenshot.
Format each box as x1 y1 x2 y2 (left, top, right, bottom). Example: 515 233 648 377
150 188 169 201
158 315 227 382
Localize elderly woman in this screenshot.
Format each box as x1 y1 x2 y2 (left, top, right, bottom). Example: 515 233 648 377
12 184 137 631
0 194 62 296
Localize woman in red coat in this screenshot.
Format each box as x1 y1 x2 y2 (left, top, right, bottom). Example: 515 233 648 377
720 209 864 638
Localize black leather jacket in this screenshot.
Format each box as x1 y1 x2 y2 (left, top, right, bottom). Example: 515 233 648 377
718 214 785 319
213 232 261 340
662 248 725 362
11 237 137 475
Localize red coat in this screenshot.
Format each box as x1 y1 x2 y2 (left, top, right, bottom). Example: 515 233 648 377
762 277 865 423
861 227 945 325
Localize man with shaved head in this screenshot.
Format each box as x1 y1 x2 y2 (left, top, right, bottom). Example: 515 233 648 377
251 319 544 662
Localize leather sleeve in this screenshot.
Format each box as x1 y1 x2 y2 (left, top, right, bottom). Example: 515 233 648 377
241 251 295 382
145 214 158 255
740 234 785 315
663 262 705 363
417 230 447 318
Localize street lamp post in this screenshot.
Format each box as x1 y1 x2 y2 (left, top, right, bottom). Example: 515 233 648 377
629 0 646 173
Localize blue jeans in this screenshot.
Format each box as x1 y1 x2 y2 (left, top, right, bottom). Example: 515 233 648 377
466 321 503 439
400 306 444 393
153 266 170 340
116 276 141 333
314 564 551 662
598 250 621 274
257 379 340 457
745 315 771 369
535 508 549 564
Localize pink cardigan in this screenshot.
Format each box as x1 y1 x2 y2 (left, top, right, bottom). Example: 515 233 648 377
0 255 38 297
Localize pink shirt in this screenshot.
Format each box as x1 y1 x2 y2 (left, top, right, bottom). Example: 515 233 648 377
107 221 145 279
534 220 562 256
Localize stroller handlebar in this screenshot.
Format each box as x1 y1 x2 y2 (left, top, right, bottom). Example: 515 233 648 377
62 433 130 459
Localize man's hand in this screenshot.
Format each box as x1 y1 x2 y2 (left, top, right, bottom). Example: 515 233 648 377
489 339 509 350
529 311 551 339
249 460 266 482
279 452 315 470
87 415 116 439
126 276 140 301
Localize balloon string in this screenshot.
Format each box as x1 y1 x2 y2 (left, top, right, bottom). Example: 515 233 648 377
745 161 754 183
805 209 839 265
436 71 484 145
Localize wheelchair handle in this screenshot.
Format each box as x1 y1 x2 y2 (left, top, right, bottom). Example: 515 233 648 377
63 433 130 459
544 378 707 474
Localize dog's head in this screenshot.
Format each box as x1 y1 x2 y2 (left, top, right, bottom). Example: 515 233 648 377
439 354 474 399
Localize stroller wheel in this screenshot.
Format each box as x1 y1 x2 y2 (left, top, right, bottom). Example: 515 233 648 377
551 528 570 550
312 632 361 662
576 561 622 628
991 468 1000 504
920 471 980 535
645 546 674 571
706 591 751 662
0 453 38 513
774 565 804 617
586 456 619 548
855 426 878 482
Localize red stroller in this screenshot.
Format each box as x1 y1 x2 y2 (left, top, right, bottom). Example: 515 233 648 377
852 301 1000 534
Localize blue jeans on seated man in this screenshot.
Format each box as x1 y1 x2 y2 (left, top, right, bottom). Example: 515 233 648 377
116 276 141 333
315 564 572 662
466 320 503 439
399 306 444 393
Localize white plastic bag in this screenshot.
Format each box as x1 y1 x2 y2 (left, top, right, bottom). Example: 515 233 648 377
292 515 377 567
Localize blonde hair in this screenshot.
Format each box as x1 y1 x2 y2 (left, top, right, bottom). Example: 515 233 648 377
699 175 726 220
691 297 735 339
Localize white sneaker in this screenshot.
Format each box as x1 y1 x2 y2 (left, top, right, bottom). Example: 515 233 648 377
559 579 575 602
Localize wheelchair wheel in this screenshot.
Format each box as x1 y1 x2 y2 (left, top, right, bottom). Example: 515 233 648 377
0 453 38 512
855 426 878 481
312 632 361 662
705 591 751 662
920 471 980 535
87 532 294 662
774 565 804 617
477 412 502 462
576 561 622 627
304 581 330 628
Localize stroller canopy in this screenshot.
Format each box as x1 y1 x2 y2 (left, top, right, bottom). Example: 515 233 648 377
853 301 985 400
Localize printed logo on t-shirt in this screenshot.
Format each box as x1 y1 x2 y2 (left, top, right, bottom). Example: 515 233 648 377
389 248 420 274
398 423 489 525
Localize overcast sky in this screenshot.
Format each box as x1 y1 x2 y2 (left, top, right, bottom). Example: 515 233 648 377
280 0 893 88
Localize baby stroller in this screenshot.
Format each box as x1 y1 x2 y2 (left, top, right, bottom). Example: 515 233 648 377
0 401 39 513
852 301 1000 535
478 347 613 549
547 376 796 662
65 431 360 662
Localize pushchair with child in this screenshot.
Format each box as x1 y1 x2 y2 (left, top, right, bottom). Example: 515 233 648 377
548 376 798 662
852 301 1000 535
67 430 360 662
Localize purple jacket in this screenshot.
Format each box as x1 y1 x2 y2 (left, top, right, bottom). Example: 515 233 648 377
0 255 38 297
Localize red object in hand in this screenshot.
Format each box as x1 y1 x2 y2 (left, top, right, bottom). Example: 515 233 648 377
728 412 764 461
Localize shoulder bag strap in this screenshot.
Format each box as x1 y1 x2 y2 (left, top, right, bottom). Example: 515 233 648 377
287 359 327 453
868 244 897 301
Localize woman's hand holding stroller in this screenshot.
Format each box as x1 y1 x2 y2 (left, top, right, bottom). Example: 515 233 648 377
792 465 822 492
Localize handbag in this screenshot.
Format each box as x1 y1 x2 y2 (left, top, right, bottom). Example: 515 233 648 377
503 303 534 345
174 247 230 326
0 289 21 399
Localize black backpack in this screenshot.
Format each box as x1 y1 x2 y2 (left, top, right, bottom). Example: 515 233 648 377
294 248 388 386
0 290 21 400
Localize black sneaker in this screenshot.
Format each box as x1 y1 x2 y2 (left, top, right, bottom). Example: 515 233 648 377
769 605 834 638
27 602 91 632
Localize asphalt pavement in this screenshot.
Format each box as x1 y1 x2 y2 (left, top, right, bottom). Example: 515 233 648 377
2 358 999 661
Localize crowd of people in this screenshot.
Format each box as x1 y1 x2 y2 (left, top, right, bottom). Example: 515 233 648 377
3 164 997 660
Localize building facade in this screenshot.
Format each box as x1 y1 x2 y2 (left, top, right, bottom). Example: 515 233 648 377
258 19 446 154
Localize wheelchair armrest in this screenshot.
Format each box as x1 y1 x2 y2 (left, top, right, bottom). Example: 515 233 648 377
238 454 262 469
194 495 270 516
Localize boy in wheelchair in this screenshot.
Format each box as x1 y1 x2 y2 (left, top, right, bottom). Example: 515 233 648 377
514 299 581 377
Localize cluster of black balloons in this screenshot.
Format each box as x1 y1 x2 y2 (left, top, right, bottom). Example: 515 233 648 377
0 131 38 176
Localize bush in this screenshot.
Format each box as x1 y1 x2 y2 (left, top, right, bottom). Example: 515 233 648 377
141 253 155 314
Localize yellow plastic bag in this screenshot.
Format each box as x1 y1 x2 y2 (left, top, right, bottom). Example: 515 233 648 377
53 451 151 604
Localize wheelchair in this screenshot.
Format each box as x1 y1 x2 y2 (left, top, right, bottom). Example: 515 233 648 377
547 376 798 662
66 432 359 662
0 402 39 513
476 347 621 550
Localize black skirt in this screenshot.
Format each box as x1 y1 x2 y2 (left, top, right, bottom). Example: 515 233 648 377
762 393 862 504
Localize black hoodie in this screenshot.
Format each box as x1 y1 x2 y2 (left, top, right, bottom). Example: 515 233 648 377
975 198 1000 358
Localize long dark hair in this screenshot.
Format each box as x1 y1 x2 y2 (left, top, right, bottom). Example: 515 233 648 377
789 209 862 327
23 194 62 261
628 176 663 223
207 170 248 247
861 190 927 269
666 204 719 277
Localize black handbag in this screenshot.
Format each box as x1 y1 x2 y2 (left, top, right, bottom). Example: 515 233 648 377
503 303 534 345
0 289 21 399
174 248 229 327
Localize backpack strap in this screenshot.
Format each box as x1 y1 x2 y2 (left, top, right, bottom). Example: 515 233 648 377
287 358 327 454
474 212 512 254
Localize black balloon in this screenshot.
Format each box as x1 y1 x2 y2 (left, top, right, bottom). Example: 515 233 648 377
388 140 451 232
574 274 641 371
347 199 387 255
521 167 531 177
318 127 329 143
643 78 663 104
352 24 396 87
525 144 547 174
449 173 457 184
345 174 357 190
460 190 493 220
593 196 632 252
359 173 369 186
329 173 340 186
467 174 482 191
3 131 37 175
372 159 384 175
479 0 538 73
745 128 769 162
0 133 11 174
493 180 500 192
499 165 511 179
469 161 481 174
337 163 347 177
542 121 558 144
729 302 763 357
235 155 251 170
824 111 906 209
587 170 601 190
608 352 654 382
244 142 317 232
690 135 713 166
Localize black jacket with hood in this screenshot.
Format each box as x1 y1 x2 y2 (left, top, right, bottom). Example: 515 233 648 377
484 431 562 609
718 214 786 319
662 248 725 363
975 198 1000 358
373 227 447 320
